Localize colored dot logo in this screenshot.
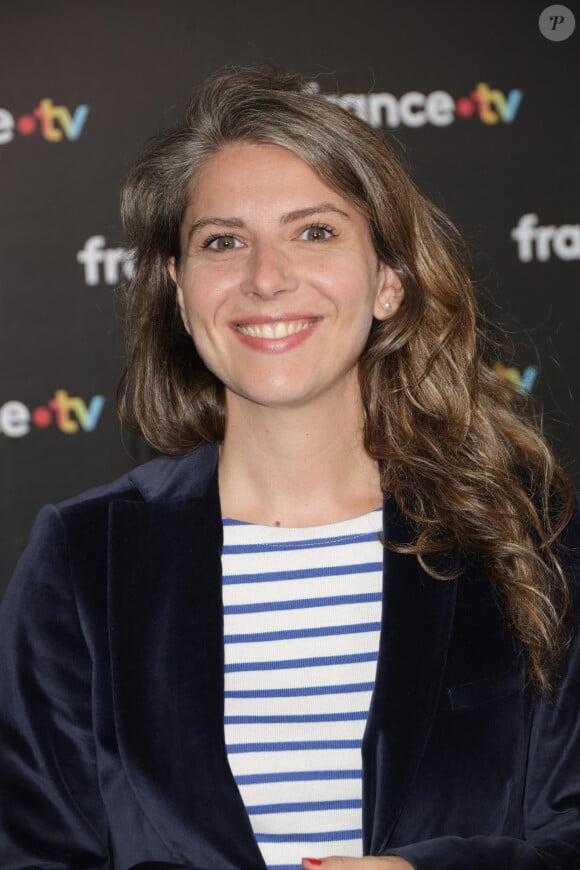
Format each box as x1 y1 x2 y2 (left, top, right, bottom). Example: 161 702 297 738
16 114 37 135
31 405 53 428
455 97 475 119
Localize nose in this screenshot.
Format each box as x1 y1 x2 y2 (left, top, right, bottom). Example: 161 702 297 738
241 241 299 299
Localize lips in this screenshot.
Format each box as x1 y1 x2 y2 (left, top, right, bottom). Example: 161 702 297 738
234 319 317 339
231 317 321 352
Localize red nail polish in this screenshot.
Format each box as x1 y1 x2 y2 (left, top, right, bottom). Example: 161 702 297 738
305 861 323 867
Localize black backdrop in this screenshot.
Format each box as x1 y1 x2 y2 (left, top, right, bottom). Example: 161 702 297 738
2 0 579 592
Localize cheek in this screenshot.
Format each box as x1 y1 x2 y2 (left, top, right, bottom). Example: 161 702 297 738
182 264 237 314
336 263 381 315
184 323 227 381
179 274 214 326
180 290 229 367
184 311 216 353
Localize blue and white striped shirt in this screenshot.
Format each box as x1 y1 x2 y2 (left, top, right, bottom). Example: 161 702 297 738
222 509 384 870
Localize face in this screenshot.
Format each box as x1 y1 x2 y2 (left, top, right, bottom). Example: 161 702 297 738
170 142 403 415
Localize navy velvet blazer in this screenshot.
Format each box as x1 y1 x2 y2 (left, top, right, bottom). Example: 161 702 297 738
1 442 580 870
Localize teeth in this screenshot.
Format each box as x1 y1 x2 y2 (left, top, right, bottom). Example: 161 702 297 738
236 320 314 339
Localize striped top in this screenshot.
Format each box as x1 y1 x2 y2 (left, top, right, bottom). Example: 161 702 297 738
222 509 384 870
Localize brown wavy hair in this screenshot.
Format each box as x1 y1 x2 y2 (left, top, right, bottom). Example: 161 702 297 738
119 67 575 696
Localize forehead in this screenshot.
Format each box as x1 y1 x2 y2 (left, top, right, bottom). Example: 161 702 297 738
185 142 350 213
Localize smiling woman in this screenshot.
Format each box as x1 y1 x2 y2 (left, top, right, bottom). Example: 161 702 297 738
168 143 400 438
1 67 579 870
167 142 402 525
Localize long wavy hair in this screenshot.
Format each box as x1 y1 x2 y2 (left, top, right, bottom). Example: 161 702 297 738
119 67 575 696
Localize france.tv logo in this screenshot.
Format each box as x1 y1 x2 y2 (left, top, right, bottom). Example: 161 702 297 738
0 390 105 438
0 99 89 145
315 82 523 129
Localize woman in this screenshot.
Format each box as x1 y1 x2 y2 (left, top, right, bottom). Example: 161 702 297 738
1 68 579 870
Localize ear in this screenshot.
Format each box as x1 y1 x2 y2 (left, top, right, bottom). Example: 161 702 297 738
168 257 191 335
373 264 405 321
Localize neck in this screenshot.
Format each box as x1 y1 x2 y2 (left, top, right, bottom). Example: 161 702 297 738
218 387 382 527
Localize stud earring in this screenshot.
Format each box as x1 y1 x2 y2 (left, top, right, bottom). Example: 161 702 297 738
382 300 392 310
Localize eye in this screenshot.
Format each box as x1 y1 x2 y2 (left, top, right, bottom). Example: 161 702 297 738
202 234 242 251
299 224 334 242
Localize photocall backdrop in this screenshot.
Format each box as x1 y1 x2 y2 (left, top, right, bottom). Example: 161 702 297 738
1 0 579 592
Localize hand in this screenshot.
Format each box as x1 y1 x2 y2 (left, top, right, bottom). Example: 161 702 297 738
302 858 413 869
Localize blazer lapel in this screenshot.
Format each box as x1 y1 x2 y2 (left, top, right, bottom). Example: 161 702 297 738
107 445 457 863
107 467 265 869
362 495 458 855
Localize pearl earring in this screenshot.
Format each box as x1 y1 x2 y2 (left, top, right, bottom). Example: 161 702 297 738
382 301 392 310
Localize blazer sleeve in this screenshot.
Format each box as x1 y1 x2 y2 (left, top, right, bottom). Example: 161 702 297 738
0 505 110 869
385 503 580 870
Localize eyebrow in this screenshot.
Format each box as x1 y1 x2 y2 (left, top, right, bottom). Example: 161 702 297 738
280 204 351 225
186 203 351 244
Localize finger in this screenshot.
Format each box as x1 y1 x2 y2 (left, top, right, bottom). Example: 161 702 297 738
302 859 358 868
302 859 405 869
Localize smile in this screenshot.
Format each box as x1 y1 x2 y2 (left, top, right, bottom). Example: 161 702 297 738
234 319 318 339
